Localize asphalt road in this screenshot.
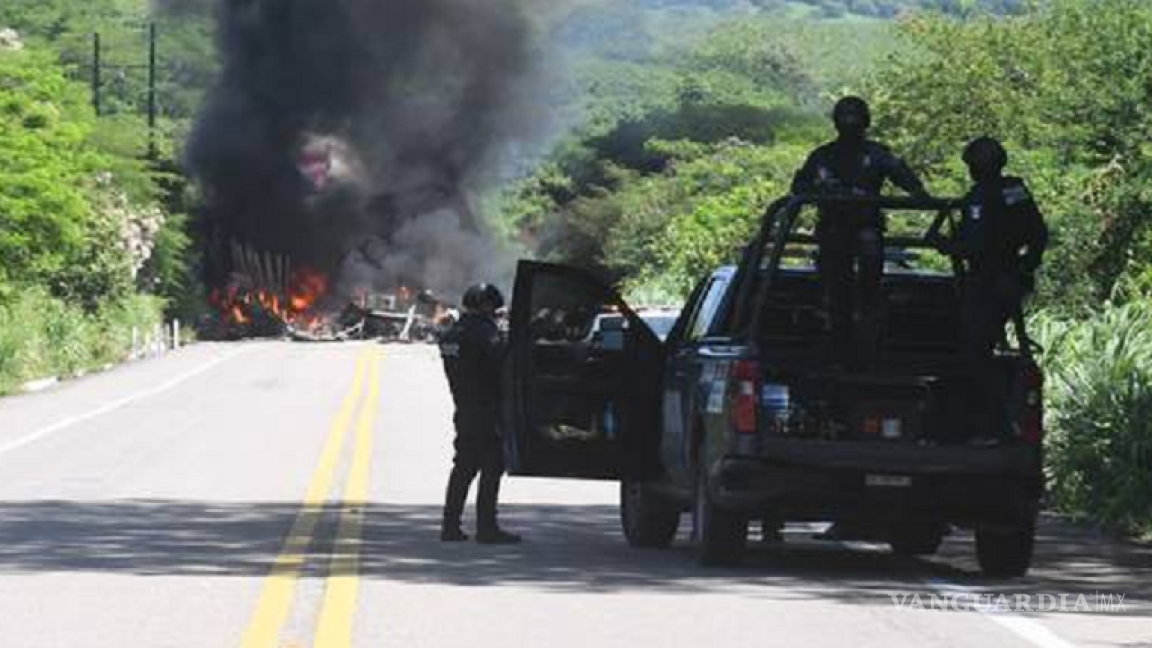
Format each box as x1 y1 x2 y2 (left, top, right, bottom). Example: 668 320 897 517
0 342 1147 648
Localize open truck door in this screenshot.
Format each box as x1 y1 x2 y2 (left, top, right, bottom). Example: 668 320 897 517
505 261 663 480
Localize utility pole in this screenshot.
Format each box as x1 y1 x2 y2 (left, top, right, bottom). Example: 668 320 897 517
147 22 158 160
92 32 102 115
90 24 161 160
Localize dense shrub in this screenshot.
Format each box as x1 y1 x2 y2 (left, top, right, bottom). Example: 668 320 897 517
1035 301 1152 537
0 288 164 394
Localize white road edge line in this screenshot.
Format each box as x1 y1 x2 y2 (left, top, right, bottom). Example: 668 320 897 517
0 346 255 460
928 579 1078 648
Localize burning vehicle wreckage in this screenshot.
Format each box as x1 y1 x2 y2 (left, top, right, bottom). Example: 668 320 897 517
205 243 454 343
188 0 539 345
199 131 473 344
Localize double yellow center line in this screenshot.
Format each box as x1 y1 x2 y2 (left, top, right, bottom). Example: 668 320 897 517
240 347 382 648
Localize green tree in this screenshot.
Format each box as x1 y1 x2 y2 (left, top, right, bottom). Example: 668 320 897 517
864 0 1152 310
0 47 158 307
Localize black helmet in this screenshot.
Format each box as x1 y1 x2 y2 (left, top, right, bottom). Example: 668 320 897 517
833 96 872 130
462 283 505 313
963 136 1008 173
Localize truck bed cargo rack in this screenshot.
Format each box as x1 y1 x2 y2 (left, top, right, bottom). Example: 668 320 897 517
732 195 964 341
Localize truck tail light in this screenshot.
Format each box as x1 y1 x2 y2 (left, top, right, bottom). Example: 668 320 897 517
1018 365 1044 445
730 360 761 435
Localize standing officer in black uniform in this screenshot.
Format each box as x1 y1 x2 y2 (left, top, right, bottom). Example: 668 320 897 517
440 283 521 544
932 137 1048 437
936 136 1048 361
792 96 929 364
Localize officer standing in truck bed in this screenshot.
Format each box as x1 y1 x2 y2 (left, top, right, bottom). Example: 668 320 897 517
792 96 930 365
933 136 1048 437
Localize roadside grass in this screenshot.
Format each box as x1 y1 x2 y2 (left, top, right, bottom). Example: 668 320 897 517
1034 300 1152 539
0 287 164 395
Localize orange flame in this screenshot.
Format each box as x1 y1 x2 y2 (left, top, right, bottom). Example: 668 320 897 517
288 268 328 318
212 267 331 332
231 305 250 325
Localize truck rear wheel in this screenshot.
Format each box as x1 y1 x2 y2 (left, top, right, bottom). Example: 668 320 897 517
976 518 1036 577
694 471 747 567
620 481 680 549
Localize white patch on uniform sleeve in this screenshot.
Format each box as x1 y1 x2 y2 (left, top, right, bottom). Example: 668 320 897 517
1003 185 1031 205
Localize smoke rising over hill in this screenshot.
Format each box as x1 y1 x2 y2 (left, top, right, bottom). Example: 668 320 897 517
187 0 547 301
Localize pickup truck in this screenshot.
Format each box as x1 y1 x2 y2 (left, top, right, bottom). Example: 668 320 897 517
503 195 1044 576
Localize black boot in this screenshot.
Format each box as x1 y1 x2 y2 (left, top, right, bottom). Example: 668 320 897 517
441 526 469 542
475 459 517 544
443 462 476 543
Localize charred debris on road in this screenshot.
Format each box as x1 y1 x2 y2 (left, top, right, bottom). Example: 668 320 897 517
203 242 452 343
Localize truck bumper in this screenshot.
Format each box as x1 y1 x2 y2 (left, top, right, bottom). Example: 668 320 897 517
710 439 1042 525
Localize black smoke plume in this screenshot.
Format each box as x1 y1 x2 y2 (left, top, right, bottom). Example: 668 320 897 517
188 0 547 302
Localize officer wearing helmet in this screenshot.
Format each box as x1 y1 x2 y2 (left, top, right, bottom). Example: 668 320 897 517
935 136 1048 360
792 96 929 364
932 137 1048 439
439 283 521 544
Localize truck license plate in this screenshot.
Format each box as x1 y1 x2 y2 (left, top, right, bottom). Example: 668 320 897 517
866 474 912 488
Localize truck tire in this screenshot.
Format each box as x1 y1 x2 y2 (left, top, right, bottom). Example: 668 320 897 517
889 524 944 557
976 518 1036 577
694 471 747 567
620 481 680 549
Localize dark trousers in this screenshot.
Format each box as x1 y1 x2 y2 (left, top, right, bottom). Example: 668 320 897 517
818 223 884 363
961 274 1025 438
443 414 505 532
962 282 1010 359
